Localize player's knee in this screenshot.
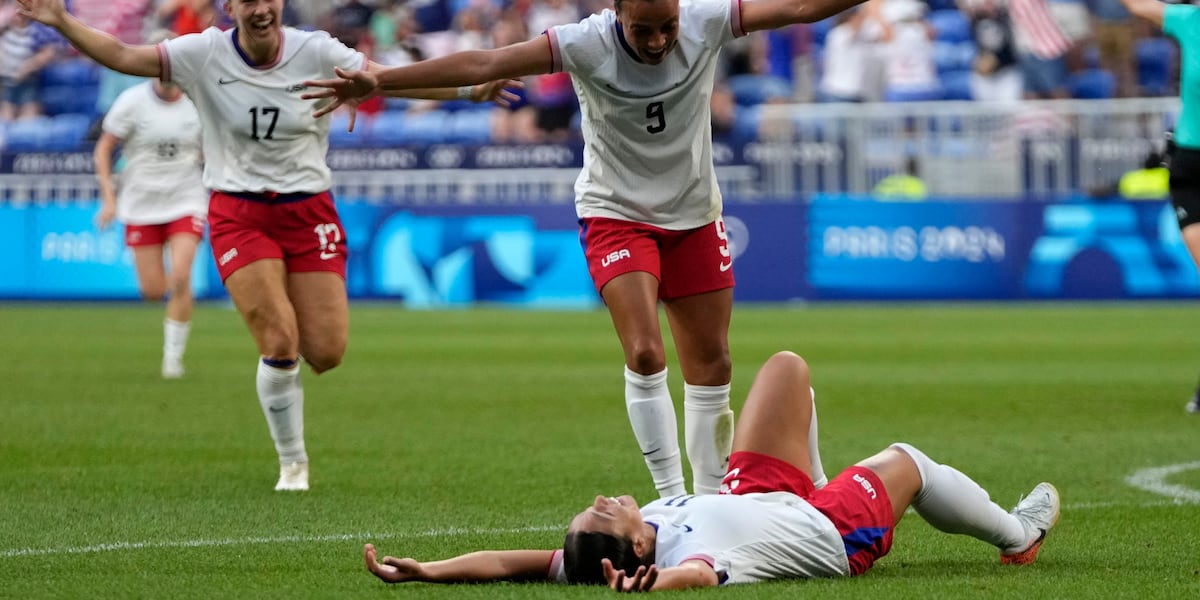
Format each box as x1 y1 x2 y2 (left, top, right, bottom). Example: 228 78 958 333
626 341 667 374
166 276 191 299
763 351 810 386
304 346 345 374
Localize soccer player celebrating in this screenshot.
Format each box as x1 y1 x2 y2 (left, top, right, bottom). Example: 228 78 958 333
362 351 1061 589
94 32 207 380
18 0 517 491
307 0 873 499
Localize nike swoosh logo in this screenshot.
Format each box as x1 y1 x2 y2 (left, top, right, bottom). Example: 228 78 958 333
719 261 732 272
641 447 661 456
681 525 693 532
320 252 339 260
218 78 240 85
268 403 294 413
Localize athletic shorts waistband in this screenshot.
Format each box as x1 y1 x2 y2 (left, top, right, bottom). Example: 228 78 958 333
218 190 324 204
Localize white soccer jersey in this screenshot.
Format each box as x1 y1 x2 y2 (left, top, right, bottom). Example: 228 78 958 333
548 493 849 585
159 27 365 193
102 81 208 225
548 0 745 230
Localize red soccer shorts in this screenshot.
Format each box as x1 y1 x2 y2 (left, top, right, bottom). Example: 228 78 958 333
125 215 205 247
722 451 895 576
208 191 347 282
578 216 735 300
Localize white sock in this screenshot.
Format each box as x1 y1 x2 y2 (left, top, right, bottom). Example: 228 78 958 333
684 382 734 495
808 387 828 489
163 319 190 362
891 443 1026 549
625 366 685 497
257 359 307 465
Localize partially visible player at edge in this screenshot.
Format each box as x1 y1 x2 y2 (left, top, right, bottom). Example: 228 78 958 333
18 0 519 491
1119 0 1200 415
306 0 871 498
361 351 1061 590
94 31 207 380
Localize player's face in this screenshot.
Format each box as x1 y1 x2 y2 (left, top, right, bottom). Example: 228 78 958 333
569 495 644 536
226 0 284 42
616 0 680 65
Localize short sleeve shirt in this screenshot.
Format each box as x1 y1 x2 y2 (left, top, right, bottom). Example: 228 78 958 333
547 0 745 230
159 27 365 193
102 81 208 224
1165 5 1200 149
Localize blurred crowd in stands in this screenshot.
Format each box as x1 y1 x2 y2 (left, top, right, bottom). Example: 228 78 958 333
0 0 1183 151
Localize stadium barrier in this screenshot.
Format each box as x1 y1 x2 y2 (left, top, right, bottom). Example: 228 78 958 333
1 98 1192 304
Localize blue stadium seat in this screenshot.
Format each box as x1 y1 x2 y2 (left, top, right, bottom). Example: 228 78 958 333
727 74 793 105
928 9 971 43
45 113 91 151
328 112 370 148
40 58 101 86
3 117 53 152
940 69 973 100
1068 68 1116 99
40 84 100 116
731 104 762 142
368 110 409 146
810 17 837 46
1136 37 1176 96
369 110 451 145
446 109 493 144
933 40 975 74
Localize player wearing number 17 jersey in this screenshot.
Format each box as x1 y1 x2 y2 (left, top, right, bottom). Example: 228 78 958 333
18 0 519 491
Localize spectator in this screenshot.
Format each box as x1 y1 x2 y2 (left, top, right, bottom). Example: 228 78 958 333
524 0 581 142
327 0 375 50
1047 0 1091 71
1089 0 1137 97
817 6 883 103
873 156 928 200
155 0 217 35
1009 0 1074 99
67 0 154 112
0 10 60 121
879 0 941 102
487 10 540 143
959 0 1022 103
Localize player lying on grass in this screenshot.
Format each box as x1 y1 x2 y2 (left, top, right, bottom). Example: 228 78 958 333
363 351 1061 590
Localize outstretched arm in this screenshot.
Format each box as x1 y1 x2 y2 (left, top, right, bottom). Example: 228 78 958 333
741 0 871 33
1119 0 1165 28
364 543 559 584
303 37 548 115
17 0 160 77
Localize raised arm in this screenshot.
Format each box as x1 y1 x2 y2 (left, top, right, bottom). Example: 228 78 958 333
17 0 161 77
1119 0 1165 28
364 543 558 584
741 0 871 33
373 37 551 93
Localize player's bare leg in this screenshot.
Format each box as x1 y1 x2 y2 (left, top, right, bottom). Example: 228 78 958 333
226 259 308 490
160 232 200 378
665 288 734 494
603 271 685 497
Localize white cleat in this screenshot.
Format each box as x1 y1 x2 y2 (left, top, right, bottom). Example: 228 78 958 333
274 461 309 492
1186 391 1200 414
161 357 185 379
1000 482 1060 565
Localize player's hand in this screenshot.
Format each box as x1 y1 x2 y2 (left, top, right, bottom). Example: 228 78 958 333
471 79 524 108
602 558 657 592
364 543 426 584
95 202 116 230
303 67 378 119
16 0 68 28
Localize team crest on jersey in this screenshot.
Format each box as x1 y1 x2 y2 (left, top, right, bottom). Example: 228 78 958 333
286 83 308 93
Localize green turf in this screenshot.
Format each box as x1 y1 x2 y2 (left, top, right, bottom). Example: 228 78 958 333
1 302 1199 598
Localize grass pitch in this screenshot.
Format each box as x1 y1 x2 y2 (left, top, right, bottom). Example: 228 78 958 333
1 302 1199 598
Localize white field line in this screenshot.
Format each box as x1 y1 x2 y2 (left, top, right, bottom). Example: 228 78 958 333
5 461 1200 561
1125 460 1200 505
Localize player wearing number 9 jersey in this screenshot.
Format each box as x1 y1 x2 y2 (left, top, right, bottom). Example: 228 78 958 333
17 0 520 491
304 0 871 499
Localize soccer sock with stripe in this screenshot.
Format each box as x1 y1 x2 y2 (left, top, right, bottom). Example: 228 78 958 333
684 382 734 495
890 442 1025 549
625 366 686 497
257 358 307 465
